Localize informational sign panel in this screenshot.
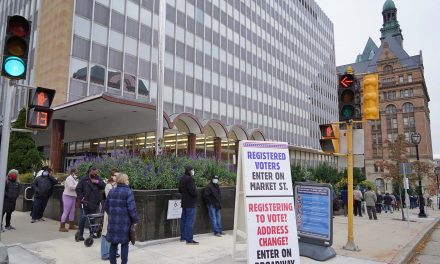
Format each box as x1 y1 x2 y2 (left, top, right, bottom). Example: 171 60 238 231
166 199 182 220
294 183 333 246
233 141 300 264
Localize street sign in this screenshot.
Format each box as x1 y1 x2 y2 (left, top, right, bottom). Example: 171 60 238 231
166 199 182 219
233 141 300 263
339 129 364 155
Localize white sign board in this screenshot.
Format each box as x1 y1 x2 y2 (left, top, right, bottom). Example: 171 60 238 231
166 199 182 220
233 141 300 264
339 129 364 155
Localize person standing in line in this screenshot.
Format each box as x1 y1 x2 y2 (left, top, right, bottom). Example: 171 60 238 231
364 186 377 220
101 168 119 261
31 167 58 223
376 191 383 214
353 186 363 217
383 193 393 213
179 166 199 245
75 167 106 241
340 186 348 217
59 168 79 232
105 173 139 264
2 169 20 231
203 175 223 237
390 193 397 211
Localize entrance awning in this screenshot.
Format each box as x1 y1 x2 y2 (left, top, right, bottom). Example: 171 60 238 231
34 93 172 145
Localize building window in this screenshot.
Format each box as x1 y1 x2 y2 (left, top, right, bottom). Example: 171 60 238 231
383 65 393 73
399 76 404 83
408 74 413 83
385 105 397 114
400 88 413 98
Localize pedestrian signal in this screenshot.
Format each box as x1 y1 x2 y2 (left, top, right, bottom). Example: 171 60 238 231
319 124 339 154
26 87 56 129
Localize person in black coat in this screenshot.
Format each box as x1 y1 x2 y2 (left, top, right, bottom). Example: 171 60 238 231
31 167 58 223
2 169 20 231
75 167 105 241
178 166 199 245
203 175 223 236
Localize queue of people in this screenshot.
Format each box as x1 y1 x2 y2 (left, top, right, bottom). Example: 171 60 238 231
2 164 223 263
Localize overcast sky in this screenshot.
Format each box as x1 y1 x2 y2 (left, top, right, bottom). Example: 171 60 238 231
314 0 440 159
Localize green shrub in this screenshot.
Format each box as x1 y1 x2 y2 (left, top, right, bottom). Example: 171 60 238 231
69 153 236 190
18 172 34 184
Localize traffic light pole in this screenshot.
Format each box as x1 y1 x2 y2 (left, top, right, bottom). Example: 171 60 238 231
0 79 16 261
343 120 359 251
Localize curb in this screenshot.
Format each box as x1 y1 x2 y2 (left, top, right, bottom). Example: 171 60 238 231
390 216 440 264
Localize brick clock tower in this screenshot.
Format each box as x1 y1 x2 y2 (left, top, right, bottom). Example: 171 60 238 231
337 0 433 193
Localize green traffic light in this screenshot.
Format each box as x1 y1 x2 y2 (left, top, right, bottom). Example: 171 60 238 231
341 105 355 119
3 56 25 77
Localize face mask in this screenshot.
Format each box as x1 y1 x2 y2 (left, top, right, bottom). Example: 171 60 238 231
190 170 195 176
213 179 219 184
42 171 49 177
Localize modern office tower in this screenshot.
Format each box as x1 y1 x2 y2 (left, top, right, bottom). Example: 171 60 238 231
1 0 337 172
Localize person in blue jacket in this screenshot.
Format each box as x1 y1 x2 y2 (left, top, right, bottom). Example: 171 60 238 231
105 173 139 264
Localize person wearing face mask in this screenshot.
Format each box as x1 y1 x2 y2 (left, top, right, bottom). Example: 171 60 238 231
203 175 223 237
31 167 58 223
75 167 106 241
59 168 79 232
2 169 20 231
178 166 199 245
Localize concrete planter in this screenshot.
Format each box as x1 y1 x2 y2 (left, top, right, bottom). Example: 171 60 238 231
16 184 236 242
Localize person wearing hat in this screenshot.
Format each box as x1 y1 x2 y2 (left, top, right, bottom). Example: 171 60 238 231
2 169 20 231
203 175 223 236
31 167 58 223
178 166 199 245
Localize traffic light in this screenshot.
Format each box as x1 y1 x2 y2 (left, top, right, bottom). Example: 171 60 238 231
1 15 31 79
363 73 379 120
319 124 339 154
26 87 56 129
338 68 359 121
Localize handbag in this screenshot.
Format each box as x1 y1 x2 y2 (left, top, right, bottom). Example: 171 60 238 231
129 224 137 245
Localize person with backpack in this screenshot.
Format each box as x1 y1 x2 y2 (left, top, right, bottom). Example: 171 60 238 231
75 167 105 241
31 167 58 223
59 168 79 232
203 175 223 237
2 169 20 231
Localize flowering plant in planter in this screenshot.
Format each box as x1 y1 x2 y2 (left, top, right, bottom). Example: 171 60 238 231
69 151 235 190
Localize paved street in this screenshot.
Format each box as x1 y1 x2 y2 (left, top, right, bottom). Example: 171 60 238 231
2 207 440 264
410 223 440 264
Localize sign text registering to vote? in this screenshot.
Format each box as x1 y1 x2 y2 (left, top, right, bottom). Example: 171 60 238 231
241 141 300 264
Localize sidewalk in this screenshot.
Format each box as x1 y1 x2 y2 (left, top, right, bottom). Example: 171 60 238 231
2 208 440 264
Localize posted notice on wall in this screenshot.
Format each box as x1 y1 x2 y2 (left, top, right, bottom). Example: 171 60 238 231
241 141 300 264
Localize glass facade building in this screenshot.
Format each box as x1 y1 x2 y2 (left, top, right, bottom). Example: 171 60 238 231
1 0 338 168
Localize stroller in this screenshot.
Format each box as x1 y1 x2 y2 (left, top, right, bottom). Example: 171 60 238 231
75 202 104 247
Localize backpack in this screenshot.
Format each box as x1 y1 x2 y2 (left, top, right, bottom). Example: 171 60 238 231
37 177 53 197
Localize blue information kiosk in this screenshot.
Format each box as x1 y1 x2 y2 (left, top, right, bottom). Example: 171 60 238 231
294 183 336 261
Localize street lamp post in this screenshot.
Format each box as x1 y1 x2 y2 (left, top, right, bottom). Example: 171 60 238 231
435 166 440 209
411 132 427 218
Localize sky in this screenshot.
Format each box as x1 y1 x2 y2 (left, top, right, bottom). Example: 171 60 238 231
314 0 440 159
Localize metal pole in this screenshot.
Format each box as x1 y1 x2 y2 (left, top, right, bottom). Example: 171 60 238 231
343 121 358 251
155 0 166 156
403 164 410 227
0 80 16 242
416 145 427 217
